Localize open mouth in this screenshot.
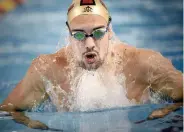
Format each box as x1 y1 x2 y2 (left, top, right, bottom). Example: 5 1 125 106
84 52 97 64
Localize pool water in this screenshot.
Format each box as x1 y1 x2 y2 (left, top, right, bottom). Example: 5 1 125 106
0 104 183 132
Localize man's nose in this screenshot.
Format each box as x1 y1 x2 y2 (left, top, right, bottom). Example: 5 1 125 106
85 37 95 51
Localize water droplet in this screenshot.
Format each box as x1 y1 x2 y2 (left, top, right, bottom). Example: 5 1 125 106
8 103 13 106
53 59 56 62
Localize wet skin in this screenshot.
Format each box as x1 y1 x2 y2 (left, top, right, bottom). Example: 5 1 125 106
0 15 183 129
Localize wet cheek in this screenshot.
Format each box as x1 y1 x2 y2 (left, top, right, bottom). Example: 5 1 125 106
99 48 106 59
72 43 81 59
77 45 85 58
96 39 108 58
101 42 108 51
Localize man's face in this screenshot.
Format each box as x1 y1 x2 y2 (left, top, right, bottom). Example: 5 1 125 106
69 14 111 70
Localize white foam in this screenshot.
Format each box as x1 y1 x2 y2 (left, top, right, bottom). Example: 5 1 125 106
72 69 131 111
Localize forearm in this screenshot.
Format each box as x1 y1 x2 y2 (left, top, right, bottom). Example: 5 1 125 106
0 103 17 112
161 73 182 102
0 103 30 126
0 85 48 112
0 97 29 112
0 103 48 129
171 73 183 102
149 68 183 102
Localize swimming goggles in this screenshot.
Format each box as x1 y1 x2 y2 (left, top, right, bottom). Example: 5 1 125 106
66 17 111 41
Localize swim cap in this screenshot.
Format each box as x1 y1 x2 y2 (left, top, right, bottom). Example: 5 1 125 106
67 0 110 24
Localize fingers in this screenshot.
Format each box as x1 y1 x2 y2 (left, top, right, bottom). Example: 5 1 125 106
147 108 169 120
11 112 30 125
28 120 64 131
10 111 49 130
28 120 49 130
147 103 182 120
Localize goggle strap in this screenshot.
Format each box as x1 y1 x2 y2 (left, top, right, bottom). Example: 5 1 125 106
107 17 111 30
66 21 72 36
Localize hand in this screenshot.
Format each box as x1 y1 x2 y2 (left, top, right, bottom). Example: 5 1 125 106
27 120 48 130
147 103 182 120
11 111 48 130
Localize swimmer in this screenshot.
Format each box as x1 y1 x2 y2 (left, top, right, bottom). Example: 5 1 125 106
0 0 183 130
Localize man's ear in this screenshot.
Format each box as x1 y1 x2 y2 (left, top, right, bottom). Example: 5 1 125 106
108 26 113 40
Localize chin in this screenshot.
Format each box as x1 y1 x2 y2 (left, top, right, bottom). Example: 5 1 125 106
85 63 100 71
78 60 103 71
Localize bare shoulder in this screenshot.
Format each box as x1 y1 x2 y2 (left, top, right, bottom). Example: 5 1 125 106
113 42 137 57
114 42 173 67
136 48 174 70
113 42 177 78
113 42 139 67
28 46 69 80
32 47 68 69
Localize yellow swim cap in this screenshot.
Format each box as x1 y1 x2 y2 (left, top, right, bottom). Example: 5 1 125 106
67 0 110 24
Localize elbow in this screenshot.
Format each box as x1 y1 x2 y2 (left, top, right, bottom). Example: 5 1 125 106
171 88 183 103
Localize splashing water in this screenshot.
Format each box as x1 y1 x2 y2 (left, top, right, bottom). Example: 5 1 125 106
72 69 132 111
41 62 132 112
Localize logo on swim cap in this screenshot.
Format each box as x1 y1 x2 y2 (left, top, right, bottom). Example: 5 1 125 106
67 0 110 24
80 0 96 6
83 6 93 12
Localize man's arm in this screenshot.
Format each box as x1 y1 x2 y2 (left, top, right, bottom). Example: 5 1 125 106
0 56 49 129
138 49 183 118
139 49 183 101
